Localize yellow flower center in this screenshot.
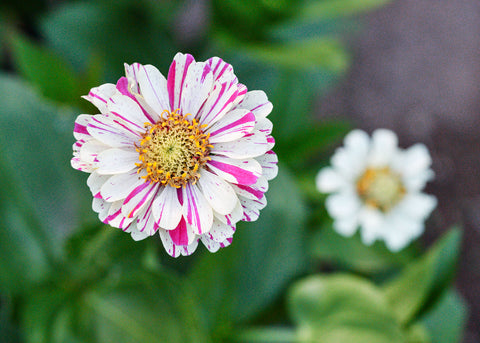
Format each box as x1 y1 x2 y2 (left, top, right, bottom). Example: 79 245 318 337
135 109 212 188
356 167 406 212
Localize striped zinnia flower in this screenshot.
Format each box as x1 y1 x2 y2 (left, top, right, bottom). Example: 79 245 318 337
72 53 277 257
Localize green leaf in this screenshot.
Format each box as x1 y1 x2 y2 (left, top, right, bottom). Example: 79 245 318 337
0 74 94 260
383 228 462 325
188 167 308 333
8 32 81 105
21 270 209 343
421 288 467 343
288 274 405 343
310 224 418 274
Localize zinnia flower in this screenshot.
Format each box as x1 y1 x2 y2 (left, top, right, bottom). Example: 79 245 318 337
316 129 436 251
71 53 277 257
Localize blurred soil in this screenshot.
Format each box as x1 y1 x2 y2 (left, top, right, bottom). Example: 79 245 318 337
317 1 480 341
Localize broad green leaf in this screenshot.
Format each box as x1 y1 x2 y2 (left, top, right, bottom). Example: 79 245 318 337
310 224 417 273
421 288 467 343
288 274 405 343
0 74 94 259
8 32 81 105
22 270 209 343
296 0 390 22
383 228 462 325
188 167 308 333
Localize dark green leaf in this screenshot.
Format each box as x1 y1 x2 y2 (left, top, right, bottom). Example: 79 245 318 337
421 288 467 343
288 274 405 343
382 228 462 325
188 167 308 333
0 74 94 260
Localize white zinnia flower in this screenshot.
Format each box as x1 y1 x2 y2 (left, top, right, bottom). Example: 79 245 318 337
71 53 277 257
316 129 436 252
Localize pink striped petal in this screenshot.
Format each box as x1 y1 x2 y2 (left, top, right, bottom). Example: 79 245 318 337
80 140 108 165
255 117 273 135
231 176 268 200
92 197 111 222
256 150 278 180
206 57 238 84
127 63 170 118
87 115 140 148
167 53 195 111
82 83 117 113
197 81 239 128
180 62 213 116
151 186 183 230
115 76 158 124
231 83 248 107
107 93 153 131
73 115 93 140
197 169 238 215
207 218 236 243
182 183 213 235
104 200 135 229
207 109 255 143
135 201 160 236
207 155 261 185
211 132 270 159
159 228 198 257
214 199 243 225
169 217 197 245
96 148 138 175
100 170 146 202
236 90 273 119
200 235 222 253
240 195 267 222
121 182 159 218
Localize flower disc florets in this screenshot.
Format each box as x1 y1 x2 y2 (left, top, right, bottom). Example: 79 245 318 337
136 110 212 188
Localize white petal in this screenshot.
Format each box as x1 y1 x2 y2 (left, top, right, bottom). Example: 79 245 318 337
92 197 111 220
151 186 183 230
236 90 273 119
207 218 236 243
333 216 359 237
206 57 238 84
80 140 108 164
180 62 213 116
104 200 135 229
344 129 370 160
128 63 170 117
256 150 278 180
325 191 361 219
124 222 151 241
316 167 346 193
167 53 196 111
87 172 110 197
240 195 267 222
182 183 214 235
358 207 384 245
73 114 93 141
207 108 255 143
158 227 199 257
82 83 117 113
87 115 140 148
200 235 222 253
197 169 238 215
135 203 160 236
331 148 365 180
368 129 399 166
96 148 138 175
396 193 437 220
230 176 268 200
207 155 262 185
212 132 270 159
121 182 159 219
107 93 153 131
100 170 146 202
197 80 239 128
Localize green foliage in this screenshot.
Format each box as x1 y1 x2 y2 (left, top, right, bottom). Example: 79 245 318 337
383 228 462 325
288 274 406 343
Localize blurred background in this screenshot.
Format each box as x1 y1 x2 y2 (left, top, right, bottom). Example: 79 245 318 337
0 0 477 342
